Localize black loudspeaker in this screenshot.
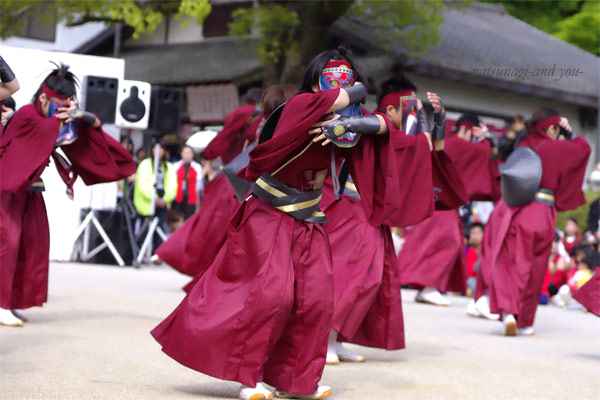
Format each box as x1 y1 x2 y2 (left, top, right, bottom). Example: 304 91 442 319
148 86 183 136
82 76 118 124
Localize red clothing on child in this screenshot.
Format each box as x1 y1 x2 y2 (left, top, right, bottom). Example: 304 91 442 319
466 247 479 279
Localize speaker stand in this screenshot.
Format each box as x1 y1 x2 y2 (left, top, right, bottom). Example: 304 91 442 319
135 216 168 267
72 209 126 267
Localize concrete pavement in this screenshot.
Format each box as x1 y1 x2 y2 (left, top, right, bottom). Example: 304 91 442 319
1 262 599 399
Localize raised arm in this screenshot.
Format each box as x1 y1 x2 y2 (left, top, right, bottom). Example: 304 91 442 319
0 56 19 101
326 82 367 113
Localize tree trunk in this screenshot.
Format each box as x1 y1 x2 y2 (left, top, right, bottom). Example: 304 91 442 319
278 0 354 84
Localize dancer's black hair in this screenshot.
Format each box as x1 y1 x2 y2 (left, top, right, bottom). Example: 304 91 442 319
298 45 367 94
259 46 366 144
376 75 418 105
3 96 15 110
31 61 79 103
453 113 481 132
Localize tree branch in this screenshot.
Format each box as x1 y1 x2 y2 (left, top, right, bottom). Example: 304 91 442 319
66 14 121 27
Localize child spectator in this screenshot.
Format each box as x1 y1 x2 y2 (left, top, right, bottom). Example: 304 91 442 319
547 235 569 298
465 222 484 297
166 209 185 233
553 252 596 307
562 218 581 257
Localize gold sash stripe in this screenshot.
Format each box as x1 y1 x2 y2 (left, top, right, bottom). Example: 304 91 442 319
534 191 555 202
256 177 323 213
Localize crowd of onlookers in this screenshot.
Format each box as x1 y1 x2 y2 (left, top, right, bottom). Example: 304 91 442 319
119 138 219 251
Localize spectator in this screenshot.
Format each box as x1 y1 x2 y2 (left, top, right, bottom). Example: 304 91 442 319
172 145 203 220
135 148 146 165
166 209 185 233
120 137 134 156
554 254 596 307
465 222 484 296
545 235 568 301
562 218 581 256
133 141 177 247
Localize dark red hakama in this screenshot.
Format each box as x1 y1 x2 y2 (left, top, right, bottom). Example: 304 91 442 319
476 135 590 327
398 137 498 292
0 191 49 309
0 104 135 310
573 269 600 317
322 183 405 350
155 173 238 278
398 209 467 292
156 115 265 284
322 118 439 350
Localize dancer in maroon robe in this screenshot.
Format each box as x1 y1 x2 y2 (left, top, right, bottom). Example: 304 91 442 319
573 269 600 317
322 72 470 364
155 85 288 288
151 47 434 400
0 62 135 327
475 108 590 336
396 108 494 306
203 87 262 163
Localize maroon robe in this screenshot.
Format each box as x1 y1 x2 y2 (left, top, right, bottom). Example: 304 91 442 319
343 116 435 227
156 115 264 284
398 136 499 293
0 104 135 310
322 117 441 350
321 174 403 350
476 134 590 327
151 89 432 394
155 174 238 279
203 104 256 163
572 269 600 317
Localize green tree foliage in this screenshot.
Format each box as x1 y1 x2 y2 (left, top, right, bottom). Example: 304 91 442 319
488 0 599 55
0 0 211 39
557 190 599 234
229 0 471 84
229 5 300 71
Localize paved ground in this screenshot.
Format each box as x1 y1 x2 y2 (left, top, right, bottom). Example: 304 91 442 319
1 262 599 400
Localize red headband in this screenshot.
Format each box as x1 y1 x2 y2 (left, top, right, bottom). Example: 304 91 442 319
324 60 352 70
377 90 416 111
41 83 69 101
533 115 560 131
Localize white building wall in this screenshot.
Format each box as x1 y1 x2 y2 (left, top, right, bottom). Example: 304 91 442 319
0 21 107 52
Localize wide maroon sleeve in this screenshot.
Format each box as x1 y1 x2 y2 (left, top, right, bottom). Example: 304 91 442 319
444 137 500 201
431 149 469 210
344 114 434 227
0 104 60 192
240 89 339 182
60 121 136 185
554 136 591 211
203 105 254 162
